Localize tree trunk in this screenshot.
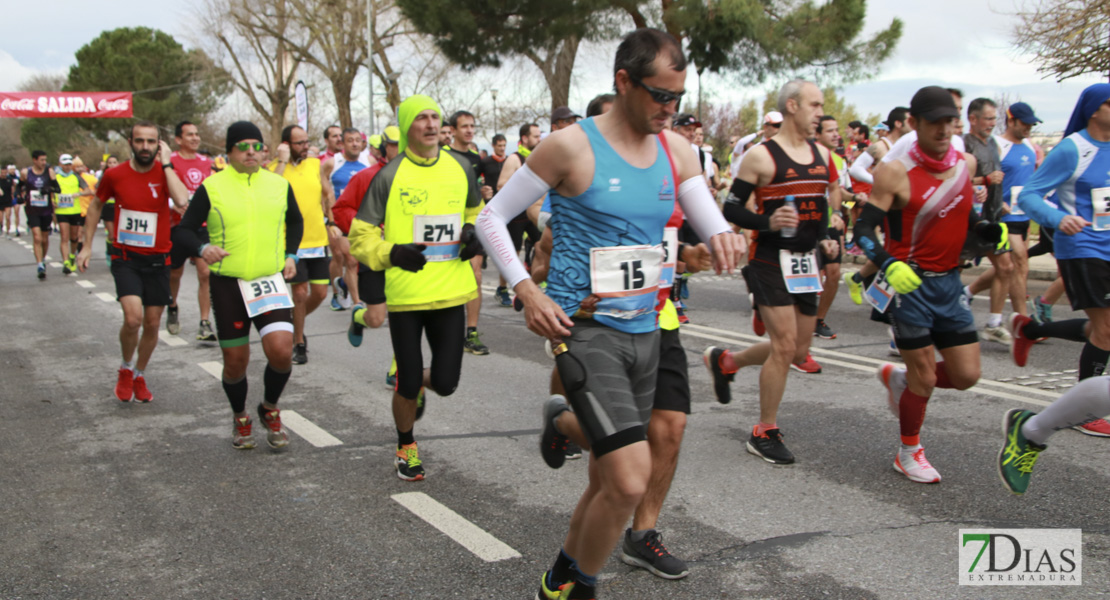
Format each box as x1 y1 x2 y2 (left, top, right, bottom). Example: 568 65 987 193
332 75 354 129
268 96 286 150
547 36 580 111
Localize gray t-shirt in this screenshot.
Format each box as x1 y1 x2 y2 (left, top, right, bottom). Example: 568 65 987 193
963 133 1002 222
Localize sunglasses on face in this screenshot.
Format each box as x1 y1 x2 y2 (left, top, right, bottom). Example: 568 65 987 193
768 123 782 129
629 76 685 105
236 142 264 152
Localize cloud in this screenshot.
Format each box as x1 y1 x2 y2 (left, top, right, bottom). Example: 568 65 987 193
0 50 42 91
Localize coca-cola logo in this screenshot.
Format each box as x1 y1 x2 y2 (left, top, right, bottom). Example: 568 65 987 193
97 98 130 111
1 98 34 111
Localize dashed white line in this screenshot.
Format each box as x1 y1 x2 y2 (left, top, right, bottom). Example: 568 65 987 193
280 410 343 447
49 261 62 268
95 292 116 303
75 280 95 288
197 361 223 379
392 492 521 562
159 330 188 347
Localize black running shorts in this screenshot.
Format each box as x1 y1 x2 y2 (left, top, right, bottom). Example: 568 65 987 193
652 327 690 414
24 210 53 232
208 273 294 348
357 263 386 306
288 256 329 285
1058 258 1110 311
54 213 82 226
111 254 172 306
170 225 209 270
742 259 818 316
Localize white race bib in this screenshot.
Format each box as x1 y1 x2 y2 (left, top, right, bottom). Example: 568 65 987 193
296 245 327 259
779 249 822 294
589 244 662 320
659 227 679 289
1009 186 1024 216
238 273 294 318
1092 187 1110 232
29 190 48 208
117 208 158 248
865 268 895 313
55 194 75 209
414 214 462 262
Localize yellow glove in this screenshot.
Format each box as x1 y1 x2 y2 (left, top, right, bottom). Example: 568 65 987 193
996 222 1010 252
885 260 922 295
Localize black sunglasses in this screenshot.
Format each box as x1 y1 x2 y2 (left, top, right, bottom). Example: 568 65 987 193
629 76 685 106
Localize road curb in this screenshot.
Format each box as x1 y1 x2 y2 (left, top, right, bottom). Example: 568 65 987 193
841 254 1057 282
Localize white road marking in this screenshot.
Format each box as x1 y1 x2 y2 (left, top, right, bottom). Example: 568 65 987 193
280 410 343 447
75 280 95 288
50 261 62 268
159 330 188 347
391 492 521 562
95 292 116 303
197 361 223 379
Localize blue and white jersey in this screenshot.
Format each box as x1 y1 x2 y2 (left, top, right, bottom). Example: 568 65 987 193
547 118 676 334
1018 129 1110 260
331 156 368 198
995 134 1036 223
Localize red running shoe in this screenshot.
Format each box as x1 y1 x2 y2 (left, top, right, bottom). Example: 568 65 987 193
115 367 134 402
1009 313 1035 368
132 376 153 403
1074 418 1110 437
752 308 765 337
790 353 822 374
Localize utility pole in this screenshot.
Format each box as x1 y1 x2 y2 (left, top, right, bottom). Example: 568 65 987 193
367 0 376 134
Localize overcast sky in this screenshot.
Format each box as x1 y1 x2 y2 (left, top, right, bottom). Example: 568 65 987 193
1 0 1105 134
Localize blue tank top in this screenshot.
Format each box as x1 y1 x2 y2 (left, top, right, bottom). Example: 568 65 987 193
998 136 1036 224
547 118 676 334
331 158 367 197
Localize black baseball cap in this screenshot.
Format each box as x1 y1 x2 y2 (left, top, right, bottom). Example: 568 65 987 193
673 113 701 128
883 107 909 129
909 86 960 122
551 106 581 122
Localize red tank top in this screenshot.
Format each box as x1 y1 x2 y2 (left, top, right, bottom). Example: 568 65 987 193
750 139 834 262
886 155 973 272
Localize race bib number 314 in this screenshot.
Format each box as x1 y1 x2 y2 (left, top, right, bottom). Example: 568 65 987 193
117 208 158 248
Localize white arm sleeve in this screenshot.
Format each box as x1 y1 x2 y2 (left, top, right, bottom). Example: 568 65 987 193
730 133 758 178
848 151 875 185
678 177 730 242
476 164 551 290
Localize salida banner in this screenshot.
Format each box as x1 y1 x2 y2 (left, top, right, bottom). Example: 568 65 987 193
0 92 133 118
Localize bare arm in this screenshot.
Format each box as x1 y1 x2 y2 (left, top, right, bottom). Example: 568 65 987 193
496 154 522 190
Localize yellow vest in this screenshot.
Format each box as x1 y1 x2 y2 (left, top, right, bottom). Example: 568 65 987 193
204 168 291 281
79 173 98 216
270 158 327 250
55 171 82 215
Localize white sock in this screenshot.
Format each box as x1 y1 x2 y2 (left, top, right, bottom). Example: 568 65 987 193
121 360 134 371
1022 377 1110 445
988 313 1002 328
963 285 972 297
900 443 921 453
133 369 144 379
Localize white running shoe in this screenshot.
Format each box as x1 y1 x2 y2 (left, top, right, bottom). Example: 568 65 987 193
980 325 1013 345
877 363 907 418
893 447 941 483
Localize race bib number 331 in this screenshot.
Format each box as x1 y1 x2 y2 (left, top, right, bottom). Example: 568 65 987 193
238 273 294 318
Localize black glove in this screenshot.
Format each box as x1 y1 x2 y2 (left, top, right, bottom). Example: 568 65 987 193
48 179 61 194
390 243 427 272
458 223 485 260
973 220 1010 252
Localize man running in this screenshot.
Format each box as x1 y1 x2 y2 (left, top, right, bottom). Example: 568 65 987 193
20 151 58 279
730 112 783 179
323 127 368 311
493 122 543 306
54 154 92 275
100 155 120 257
1 165 16 236
1010 83 1110 437
856 87 1006 483
168 120 217 341
478 29 740 600
814 115 848 339
712 79 842 465
172 121 303 450
77 121 189 403
447 110 495 355
319 125 342 163
270 125 333 365
349 95 485 482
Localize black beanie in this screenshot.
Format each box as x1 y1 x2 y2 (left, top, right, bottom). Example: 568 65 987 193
226 121 264 153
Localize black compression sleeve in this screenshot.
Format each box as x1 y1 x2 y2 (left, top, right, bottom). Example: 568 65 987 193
284 186 304 256
853 203 894 267
722 178 769 230
173 186 210 257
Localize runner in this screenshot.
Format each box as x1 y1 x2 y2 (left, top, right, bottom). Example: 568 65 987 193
447 110 495 355
168 120 217 341
493 122 543 306
730 112 783 179
270 125 333 365
73 158 98 229
814 115 848 339
53 154 92 275
100 155 120 259
2 164 19 236
323 127 368 312
76 120 189 403
172 120 302 449
348 95 485 482
713 79 842 464
319 125 342 163
1011 82 1110 437
19 151 59 279
478 29 740 599
478 134 507 196
856 86 1006 483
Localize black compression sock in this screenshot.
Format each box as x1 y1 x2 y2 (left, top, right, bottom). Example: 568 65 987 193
76 241 83 254
466 326 476 336
397 428 415 447
548 549 576 589
263 364 291 405
1079 343 1110 380
222 376 248 414
1023 318 1088 343
851 272 863 284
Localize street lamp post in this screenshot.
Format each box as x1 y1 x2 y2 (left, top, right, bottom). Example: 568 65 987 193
491 88 499 136
367 0 375 134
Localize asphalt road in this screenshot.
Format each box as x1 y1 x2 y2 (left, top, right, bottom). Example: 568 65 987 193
0 226 1104 600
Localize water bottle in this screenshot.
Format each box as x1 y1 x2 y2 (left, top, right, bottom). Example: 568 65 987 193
780 195 797 238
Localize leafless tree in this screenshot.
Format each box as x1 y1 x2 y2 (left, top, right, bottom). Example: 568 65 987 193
1012 0 1110 82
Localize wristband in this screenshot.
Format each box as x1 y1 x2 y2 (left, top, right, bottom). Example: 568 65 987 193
198 243 210 257
286 253 299 265
162 163 174 170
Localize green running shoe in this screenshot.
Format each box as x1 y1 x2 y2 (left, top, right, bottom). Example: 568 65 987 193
844 271 863 305
998 408 1046 495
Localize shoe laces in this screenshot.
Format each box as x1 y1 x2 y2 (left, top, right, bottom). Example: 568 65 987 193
642 530 674 559
399 444 421 467
910 448 934 470
235 417 252 437
259 408 282 431
1002 436 1042 474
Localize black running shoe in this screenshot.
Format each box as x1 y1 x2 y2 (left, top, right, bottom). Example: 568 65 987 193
747 427 795 465
292 342 307 365
814 319 836 339
166 305 180 335
703 346 734 404
564 441 582 460
620 528 690 580
540 396 571 469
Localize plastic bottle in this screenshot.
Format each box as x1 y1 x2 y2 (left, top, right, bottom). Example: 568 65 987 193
780 195 797 238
